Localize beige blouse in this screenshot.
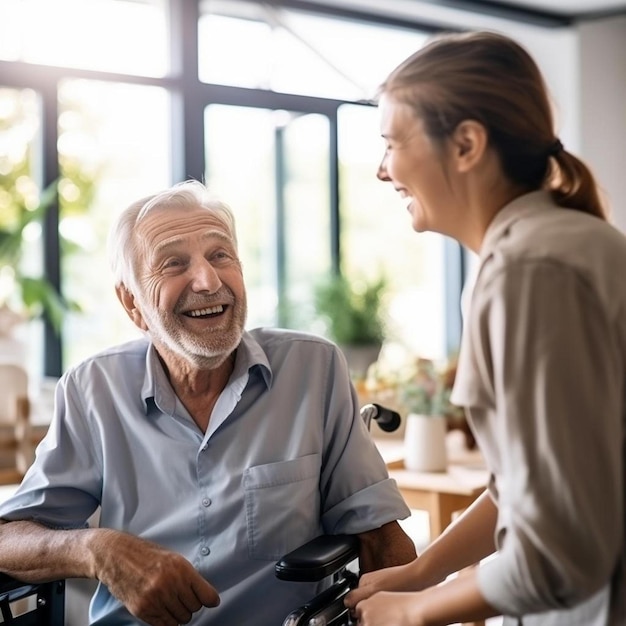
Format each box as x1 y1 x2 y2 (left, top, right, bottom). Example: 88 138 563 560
452 191 626 625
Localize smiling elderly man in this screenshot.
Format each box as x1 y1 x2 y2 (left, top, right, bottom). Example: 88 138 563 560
0 180 416 626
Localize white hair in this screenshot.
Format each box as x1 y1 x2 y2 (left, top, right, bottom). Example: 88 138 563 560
107 180 238 290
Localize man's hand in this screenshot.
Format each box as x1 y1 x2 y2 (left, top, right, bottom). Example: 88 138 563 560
92 529 220 626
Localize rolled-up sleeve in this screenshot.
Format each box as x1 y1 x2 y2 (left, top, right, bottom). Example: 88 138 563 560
316 346 410 534
0 372 101 528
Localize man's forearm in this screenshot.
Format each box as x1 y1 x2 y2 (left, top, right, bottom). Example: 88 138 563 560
357 520 418 573
0 519 98 583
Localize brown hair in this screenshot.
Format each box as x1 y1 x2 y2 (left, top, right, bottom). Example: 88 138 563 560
377 30 607 220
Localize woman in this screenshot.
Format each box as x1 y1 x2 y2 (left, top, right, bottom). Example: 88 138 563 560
345 30 625 626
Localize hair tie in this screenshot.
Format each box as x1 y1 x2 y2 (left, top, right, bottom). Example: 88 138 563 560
548 138 564 157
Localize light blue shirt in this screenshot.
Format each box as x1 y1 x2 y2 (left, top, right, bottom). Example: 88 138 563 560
0 328 410 625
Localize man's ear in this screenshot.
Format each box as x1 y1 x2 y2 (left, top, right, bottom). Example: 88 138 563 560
450 120 488 172
115 284 148 331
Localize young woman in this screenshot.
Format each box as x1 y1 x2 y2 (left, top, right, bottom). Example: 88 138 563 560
345 30 625 626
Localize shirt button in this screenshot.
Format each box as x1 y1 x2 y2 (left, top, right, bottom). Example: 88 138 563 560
200 546 210 556
202 498 211 507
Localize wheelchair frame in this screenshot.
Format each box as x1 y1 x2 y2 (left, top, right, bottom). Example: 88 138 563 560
0 574 64 625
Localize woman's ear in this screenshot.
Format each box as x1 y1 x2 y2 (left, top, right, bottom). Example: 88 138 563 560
115 284 148 331
451 120 488 172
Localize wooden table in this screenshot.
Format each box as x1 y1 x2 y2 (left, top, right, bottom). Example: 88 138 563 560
375 437 488 541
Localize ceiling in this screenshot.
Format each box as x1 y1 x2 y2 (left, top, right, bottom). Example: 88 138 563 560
490 0 626 19
328 0 626 29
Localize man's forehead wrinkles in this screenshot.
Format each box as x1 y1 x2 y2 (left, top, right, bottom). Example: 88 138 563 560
151 228 232 254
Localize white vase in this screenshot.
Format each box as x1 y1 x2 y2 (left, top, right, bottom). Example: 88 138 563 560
403 413 448 472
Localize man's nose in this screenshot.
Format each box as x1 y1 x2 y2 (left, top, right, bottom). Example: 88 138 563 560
190 259 222 292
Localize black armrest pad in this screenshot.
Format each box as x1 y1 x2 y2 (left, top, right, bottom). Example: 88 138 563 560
275 534 358 582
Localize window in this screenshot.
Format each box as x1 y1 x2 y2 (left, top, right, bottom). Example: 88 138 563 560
338 103 446 360
0 87 45 378
204 105 331 329
58 79 171 368
0 0 168 76
199 0 427 101
0 0 458 381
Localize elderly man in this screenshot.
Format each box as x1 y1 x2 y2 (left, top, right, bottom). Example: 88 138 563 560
0 180 415 625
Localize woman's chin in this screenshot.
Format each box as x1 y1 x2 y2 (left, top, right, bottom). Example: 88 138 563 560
410 208 428 233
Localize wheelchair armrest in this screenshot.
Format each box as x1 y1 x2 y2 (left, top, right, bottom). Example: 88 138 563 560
0 573 65 625
275 534 359 582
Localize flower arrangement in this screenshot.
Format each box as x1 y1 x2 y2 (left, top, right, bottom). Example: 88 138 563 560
357 354 476 449
398 356 465 421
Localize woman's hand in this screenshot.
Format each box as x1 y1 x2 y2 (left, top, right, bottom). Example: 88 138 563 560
345 562 419 610
352 590 424 626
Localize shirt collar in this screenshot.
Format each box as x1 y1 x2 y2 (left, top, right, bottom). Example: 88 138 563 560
479 190 555 262
139 330 272 415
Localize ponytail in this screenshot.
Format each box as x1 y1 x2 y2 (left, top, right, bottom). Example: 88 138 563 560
548 149 608 221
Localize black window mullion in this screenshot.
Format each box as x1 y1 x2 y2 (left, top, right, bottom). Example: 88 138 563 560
40 81 62 377
275 125 288 326
329 110 340 275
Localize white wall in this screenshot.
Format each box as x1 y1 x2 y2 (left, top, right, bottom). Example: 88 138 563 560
578 15 626 231
323 0 626 230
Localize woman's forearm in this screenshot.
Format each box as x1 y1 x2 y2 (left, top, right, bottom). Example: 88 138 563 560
414 489 497 587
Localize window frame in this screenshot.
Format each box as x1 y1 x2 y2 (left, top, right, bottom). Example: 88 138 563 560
0 0 466 376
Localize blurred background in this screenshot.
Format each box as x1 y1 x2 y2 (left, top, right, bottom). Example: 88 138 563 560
0 0 625 387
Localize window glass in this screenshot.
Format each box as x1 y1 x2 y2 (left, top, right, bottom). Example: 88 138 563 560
0 87 45 379
58 79 171 369
199 1 427 100
338 103 446 363
280 112 331 328
204 104 330 330
1 0 448 381
0 0 168 77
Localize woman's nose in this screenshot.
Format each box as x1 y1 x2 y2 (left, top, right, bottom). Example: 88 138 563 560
377 157 391 182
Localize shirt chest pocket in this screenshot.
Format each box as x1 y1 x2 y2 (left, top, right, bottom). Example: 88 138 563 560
243 453 321 560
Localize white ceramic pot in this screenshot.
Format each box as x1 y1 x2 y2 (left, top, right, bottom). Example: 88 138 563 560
403 413 448 472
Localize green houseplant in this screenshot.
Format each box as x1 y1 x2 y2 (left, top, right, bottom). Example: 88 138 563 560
314 273 387 379
0 180 72 334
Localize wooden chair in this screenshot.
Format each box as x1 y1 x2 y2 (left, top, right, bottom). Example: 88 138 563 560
0 363 32 485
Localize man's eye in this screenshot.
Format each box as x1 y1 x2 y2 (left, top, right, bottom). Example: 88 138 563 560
211 250 234 263
163 258 183 268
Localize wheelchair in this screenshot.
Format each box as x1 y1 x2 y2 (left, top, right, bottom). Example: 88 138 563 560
0 403 400 625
